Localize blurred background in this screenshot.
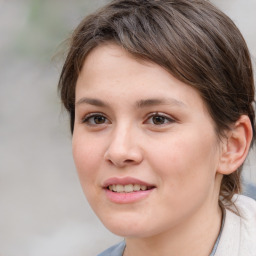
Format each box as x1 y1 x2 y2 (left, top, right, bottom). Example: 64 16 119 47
0 0 255 255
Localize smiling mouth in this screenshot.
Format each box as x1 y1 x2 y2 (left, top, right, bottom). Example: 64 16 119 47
107 184 155 193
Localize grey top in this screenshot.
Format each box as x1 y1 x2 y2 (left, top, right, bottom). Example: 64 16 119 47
97 241 126 256
97 208 226 256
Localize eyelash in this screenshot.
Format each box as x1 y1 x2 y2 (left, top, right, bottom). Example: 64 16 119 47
145 112 175 126
81 113 109 126
81 112 175 127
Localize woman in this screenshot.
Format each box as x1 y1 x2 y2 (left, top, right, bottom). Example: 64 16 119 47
58 0 256 255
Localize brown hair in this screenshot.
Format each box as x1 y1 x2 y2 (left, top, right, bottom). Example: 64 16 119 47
58 0 255 204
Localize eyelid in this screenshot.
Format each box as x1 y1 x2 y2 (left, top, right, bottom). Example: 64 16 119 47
144 112 176 125
81 112 110 125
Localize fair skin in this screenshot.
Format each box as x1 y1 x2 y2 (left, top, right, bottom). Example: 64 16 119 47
72 43 252 256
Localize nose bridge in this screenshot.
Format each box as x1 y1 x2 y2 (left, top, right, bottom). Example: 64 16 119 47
110 121 135 154
104 120 142 166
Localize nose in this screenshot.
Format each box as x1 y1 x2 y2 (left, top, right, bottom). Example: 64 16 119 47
104 125 143 168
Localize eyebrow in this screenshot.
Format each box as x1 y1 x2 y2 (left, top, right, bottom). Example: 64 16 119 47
76 97 107 107
136 98 187 108
76 97 187 108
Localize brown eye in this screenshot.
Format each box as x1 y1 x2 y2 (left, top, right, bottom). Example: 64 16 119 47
82 113 109 126
152 116 166 125
94 115 106 124
145 113 175 126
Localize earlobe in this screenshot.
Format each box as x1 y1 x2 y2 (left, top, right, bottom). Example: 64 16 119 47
217 115 253 175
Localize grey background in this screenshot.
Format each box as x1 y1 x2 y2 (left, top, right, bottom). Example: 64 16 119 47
0 0 255 255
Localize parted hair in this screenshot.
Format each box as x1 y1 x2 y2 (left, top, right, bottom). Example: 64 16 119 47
58 0 255 204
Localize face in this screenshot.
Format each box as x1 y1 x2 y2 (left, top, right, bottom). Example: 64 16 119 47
73 43 222 238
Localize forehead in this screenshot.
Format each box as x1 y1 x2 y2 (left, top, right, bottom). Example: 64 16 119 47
78 43 174 92
80 43 155 79
76 43 206 111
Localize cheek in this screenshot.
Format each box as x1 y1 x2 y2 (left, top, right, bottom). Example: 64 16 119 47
72 135 102 186
72 135 106 213
144 132 219 226
149 130 218 191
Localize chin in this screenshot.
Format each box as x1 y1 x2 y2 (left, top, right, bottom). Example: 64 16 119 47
107 226 148 238
99 213 149 238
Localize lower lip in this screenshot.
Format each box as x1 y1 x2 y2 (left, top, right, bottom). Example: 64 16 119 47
104 188 154 204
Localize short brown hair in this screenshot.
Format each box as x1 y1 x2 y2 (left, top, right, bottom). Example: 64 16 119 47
58 0 255 204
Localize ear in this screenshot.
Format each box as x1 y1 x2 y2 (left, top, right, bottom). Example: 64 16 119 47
217 115 253 175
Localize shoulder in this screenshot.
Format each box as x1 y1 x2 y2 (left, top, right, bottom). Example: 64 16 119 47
97 241 126 256
233 195 256 254
233 194 256 218
216 195 256 256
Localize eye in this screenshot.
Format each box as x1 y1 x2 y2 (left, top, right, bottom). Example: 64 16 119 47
145 113 175 125
82 113 109 126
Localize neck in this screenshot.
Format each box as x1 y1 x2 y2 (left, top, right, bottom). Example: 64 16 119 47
124 202 222 256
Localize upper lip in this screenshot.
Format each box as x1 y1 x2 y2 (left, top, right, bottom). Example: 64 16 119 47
102 176 155 188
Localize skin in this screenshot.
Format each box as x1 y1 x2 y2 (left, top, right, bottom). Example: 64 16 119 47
72 43 228 256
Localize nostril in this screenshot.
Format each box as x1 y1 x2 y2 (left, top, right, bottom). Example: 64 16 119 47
106 158 136 167
124 159 134 163
104 147 143 167
106 159 114 165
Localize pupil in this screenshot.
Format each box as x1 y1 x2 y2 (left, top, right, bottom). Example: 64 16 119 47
153 116 165 125
94 116 105 124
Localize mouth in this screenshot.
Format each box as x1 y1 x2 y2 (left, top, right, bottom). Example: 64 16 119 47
103 177 156 203
107 184 155 193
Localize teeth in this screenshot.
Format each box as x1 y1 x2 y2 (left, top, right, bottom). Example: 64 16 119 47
108 184 150 193
133 184 140 191
109 185 117 192
116 185 124 193
124 184 133 192
141 185 147 191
